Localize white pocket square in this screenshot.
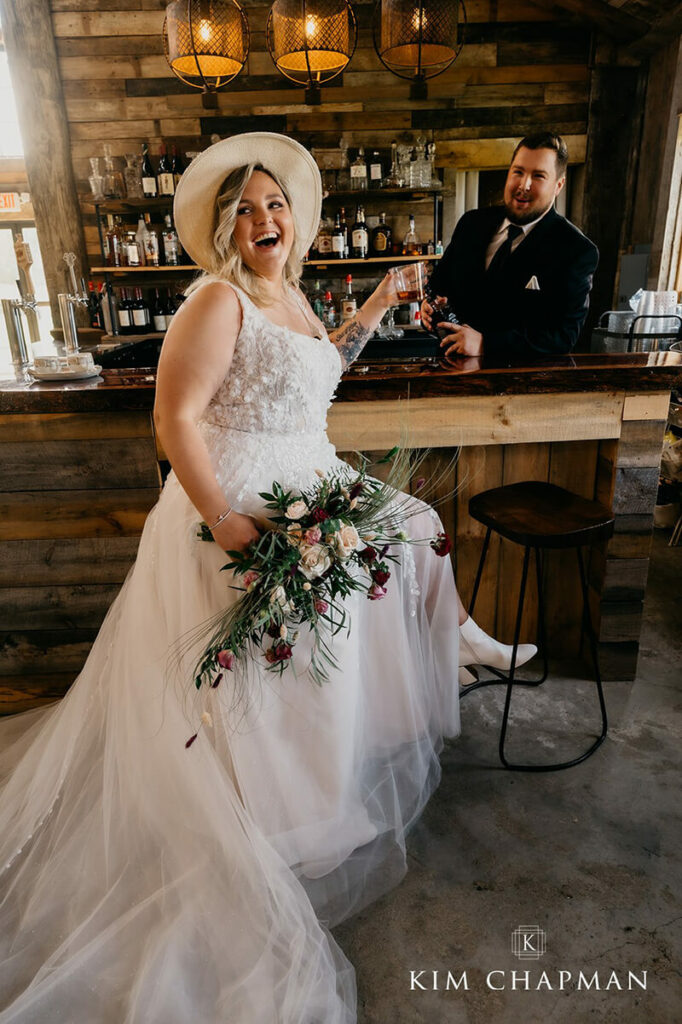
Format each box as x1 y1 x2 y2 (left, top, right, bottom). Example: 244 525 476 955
525 276 540 290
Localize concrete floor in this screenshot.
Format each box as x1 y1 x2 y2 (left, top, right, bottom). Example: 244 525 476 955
336 531 682 1024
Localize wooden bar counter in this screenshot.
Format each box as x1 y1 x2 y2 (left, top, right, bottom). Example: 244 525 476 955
1 352 680 714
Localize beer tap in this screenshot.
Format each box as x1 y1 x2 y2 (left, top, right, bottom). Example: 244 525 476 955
58 252 89 354
1 236 41 372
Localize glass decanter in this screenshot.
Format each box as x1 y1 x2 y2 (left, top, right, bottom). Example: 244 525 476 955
123 153 144 199
88 157 105 201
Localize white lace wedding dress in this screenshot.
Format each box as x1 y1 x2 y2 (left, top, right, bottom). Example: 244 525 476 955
0 284 460 1023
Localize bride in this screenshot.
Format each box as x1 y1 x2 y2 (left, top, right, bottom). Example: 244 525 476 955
0 133 535 1022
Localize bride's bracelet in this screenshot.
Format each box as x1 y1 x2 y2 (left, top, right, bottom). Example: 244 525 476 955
208 506 232 530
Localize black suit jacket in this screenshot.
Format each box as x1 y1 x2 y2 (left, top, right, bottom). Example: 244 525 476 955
428 206 599 360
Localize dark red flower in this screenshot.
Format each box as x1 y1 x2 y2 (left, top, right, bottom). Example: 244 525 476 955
266 621 281 638
349 481 364 499
265 642 293 664
372 567 391 586
379 544 390 558
431 532 452 557
211 673 223 689
359 546 378 563
185 733 198 749
311 508 330 523
368 583 387 601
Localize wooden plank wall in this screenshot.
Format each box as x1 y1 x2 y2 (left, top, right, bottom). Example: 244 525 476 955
0 411 161 714
48 0 593 265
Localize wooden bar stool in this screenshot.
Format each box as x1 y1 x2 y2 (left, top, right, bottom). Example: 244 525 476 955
460 481 615 772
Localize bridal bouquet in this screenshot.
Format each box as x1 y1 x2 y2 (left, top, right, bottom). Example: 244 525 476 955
183 448 452 747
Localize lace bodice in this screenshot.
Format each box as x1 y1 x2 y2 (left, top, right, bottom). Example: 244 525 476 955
201 285 342 436
196 284 346 516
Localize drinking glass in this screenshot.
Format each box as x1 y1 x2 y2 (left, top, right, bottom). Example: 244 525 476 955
389 262 427 303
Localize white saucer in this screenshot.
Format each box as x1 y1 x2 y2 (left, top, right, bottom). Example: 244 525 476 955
28 365 103 382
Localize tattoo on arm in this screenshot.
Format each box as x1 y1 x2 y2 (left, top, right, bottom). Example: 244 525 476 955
330 320 372 368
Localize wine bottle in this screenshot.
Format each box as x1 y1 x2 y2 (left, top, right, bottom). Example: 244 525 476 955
350 205 368 259
131 287 150 333
117 288 132 332
151 288 166 332
141 143 157 198
339 207 349 259
156 143 175 196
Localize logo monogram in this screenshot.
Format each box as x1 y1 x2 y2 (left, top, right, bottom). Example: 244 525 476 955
511 925 547 960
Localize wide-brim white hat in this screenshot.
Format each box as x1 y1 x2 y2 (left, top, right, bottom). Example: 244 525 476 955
173 132 321 271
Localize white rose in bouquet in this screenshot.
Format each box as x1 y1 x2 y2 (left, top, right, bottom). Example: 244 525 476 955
331 523 361 561
285 499 309 520
298 542 332 579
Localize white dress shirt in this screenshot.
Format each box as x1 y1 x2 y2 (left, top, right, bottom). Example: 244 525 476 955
484 206 552 270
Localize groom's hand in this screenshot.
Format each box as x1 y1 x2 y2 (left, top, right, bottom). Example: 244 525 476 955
439 323 483 357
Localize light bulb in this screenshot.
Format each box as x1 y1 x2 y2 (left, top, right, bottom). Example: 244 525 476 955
411 7 427 31
305 14 317 38
198 19 212 42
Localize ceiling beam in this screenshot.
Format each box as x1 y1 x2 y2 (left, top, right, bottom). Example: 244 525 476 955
529 0 650 43
627 7 682 59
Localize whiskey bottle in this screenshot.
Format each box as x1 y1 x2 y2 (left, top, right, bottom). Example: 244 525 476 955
332 212 345 259
402 213 420 256
369 150 383 190
162 214 180 266
143 213 160 266
340 274 357 322
370 212 392 257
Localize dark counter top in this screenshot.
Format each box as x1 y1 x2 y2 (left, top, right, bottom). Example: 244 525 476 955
1 352 681 414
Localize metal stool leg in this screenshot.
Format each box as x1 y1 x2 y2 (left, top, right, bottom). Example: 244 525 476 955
499 546 531 767
468 527 492 620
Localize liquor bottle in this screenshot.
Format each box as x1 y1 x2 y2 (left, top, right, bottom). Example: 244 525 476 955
170 145 184 189
87 281 102 329
340 274 357 323
369 150 383 190
131 287 150 333
124 230 141 267
435 239 444 255
370 212 392 257
311 280 325 321
143 212 160 266
162 214 180 266
314 207 333 258
135 214 149 266
350 147 368 191
331 212 344 259
141 143 157 198
156 143 175 196
338 207 349 259
105 214 123 267
402 213 420 256
350 205 369 259
322 289 338 329
117 288 132 332
151 288 167 332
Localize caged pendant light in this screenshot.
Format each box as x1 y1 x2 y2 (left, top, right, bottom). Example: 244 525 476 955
266 0 357 105
373 0 466 100
163 0 250 108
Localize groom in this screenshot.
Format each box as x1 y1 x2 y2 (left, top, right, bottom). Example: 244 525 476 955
423 131 599 361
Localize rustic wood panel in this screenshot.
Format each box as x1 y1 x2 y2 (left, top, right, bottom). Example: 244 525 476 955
0 584 122 630
0 438 160 491
0 410 154 442
614 419 667 466
0 537 140 586
0 488 159 541
0 630 98 675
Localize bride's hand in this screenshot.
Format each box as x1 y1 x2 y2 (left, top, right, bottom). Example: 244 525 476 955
211 511 261 552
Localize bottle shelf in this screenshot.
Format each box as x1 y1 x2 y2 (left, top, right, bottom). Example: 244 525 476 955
304 254 440 268
322 187 442 201
84 197 176 212
99 332 165 343
90 265 196 274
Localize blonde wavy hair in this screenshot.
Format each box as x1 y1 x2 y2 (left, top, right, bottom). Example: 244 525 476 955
184 163 302 306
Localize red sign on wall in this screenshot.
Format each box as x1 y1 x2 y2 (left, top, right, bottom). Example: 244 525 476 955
0 193 22 213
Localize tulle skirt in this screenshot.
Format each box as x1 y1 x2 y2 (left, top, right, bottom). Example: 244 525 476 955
0 464 460 1023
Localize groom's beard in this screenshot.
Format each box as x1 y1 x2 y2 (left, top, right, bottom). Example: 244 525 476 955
504 195 553 226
